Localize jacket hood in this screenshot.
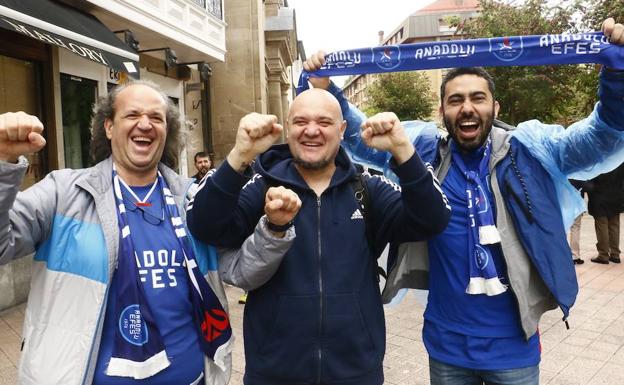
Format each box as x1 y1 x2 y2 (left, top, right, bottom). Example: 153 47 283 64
255 143 357 190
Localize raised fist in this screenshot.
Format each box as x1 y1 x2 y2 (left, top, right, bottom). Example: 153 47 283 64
264 186 301 229
360 112 414 164
227 113 283 171
0 112 46 163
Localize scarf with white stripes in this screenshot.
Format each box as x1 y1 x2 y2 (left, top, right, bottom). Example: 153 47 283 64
108 165 231 379
451 140 507 296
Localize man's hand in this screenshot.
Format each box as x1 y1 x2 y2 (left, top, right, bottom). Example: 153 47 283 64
361 112 414 164
227 113 282 172
303 50 331 90
603 18 624 45
0 112 46 163
265 186 301 237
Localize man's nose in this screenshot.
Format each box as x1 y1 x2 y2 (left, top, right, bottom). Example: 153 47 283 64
460 100 476 115
136 114 151 129
303 123 320 136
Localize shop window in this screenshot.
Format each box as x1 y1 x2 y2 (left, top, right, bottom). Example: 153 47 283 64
0 54 44 190
61 74 97 169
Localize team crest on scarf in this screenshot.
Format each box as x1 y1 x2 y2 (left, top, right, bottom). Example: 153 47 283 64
373 45 401 70
489 36 524 62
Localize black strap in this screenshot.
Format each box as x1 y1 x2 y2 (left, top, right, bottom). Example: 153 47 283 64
350 171 387 280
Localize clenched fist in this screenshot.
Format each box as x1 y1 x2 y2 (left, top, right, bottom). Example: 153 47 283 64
227 113 283 172
361 112 414 164
264 186 301 233
0 112 46 163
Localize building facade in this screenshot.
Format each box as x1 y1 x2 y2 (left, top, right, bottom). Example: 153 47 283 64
209 0 299 162
342 0 480 113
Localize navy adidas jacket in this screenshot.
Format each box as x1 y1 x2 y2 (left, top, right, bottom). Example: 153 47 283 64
188 144 450 385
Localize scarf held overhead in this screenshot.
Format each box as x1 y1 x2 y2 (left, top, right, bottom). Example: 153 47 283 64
297 31 624 93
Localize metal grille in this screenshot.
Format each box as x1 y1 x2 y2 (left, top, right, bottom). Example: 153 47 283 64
189 0 222 19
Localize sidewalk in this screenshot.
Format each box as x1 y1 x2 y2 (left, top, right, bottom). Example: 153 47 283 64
1 213 624 384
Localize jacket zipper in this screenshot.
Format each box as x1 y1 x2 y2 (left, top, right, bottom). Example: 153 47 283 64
489 168 525 338
80 286 109 385
316 195 323 384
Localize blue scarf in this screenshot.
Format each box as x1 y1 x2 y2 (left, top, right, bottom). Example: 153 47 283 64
108 165 232 379
451 140 507 296
297 31 624 93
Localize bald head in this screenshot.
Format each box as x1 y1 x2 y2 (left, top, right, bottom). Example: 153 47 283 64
286 88 346 172
288 88 343 124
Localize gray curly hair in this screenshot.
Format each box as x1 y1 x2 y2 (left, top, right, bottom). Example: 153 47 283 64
89 79 183 169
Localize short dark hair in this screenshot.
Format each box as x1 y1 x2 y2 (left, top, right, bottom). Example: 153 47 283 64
89 79 183 169
440 67 496 102
194 151 210 162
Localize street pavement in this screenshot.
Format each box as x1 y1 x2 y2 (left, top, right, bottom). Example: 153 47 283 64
1 213 624 384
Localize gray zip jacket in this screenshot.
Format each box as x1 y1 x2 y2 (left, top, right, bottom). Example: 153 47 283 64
0 156 293 385
383 127 558 339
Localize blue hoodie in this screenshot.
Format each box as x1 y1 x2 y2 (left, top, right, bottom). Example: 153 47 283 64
188 144 450 384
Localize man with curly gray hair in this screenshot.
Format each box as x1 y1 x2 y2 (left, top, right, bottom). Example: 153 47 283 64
0 80 297 385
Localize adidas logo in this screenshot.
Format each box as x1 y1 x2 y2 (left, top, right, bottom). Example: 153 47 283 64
351 209 363 220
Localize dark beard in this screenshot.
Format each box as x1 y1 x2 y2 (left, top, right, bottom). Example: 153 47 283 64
293 157 331 170
443 110 494 152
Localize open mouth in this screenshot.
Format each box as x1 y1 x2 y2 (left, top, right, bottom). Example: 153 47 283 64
458 121 479 133
132 136 153 147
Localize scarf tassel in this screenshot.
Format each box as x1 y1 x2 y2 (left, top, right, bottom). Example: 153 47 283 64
479 225 501 245
106 350 171 380
466 277 508 296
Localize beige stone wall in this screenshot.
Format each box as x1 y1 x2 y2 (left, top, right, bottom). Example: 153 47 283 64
210 0 268 165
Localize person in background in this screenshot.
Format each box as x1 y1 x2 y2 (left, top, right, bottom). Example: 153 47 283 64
568 179 590 265
587 162 624 264
193 151 213 183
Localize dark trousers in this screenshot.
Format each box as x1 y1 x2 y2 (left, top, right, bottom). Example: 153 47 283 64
594 214 621 259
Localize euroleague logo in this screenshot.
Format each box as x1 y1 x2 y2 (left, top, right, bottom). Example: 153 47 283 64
373 45 401 70
489 36 523 62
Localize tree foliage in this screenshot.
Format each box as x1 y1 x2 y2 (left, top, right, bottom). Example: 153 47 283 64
457 0 597 126
365 72 436 121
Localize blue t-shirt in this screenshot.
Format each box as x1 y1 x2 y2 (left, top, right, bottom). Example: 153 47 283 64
423 149 540 370
93 183 204 384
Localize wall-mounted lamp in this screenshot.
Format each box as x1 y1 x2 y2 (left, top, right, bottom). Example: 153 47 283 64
138 47 177 70
178 61 212 81
113 30 139 51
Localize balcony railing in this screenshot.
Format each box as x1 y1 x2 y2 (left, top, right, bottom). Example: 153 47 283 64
189 0 222 19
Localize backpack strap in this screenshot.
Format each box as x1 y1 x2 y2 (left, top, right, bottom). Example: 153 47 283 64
350 171 387 281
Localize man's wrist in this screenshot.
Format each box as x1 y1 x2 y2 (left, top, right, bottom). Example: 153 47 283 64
266 220 294 233
390 142 415 165
226 149 254 173
0 155 19 164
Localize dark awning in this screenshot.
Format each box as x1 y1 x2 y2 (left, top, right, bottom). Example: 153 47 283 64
0 0 139 74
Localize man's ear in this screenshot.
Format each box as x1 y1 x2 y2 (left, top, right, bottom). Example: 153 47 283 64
104 118 113 140
494 101 500 119
339 120 346 139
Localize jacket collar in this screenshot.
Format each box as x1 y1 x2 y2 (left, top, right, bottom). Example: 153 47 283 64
76 156 192 201
436 125 511 182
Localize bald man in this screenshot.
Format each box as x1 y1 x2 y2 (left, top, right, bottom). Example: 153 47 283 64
187 88 451 385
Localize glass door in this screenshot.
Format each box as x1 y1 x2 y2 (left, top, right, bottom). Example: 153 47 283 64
61 73 98 169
